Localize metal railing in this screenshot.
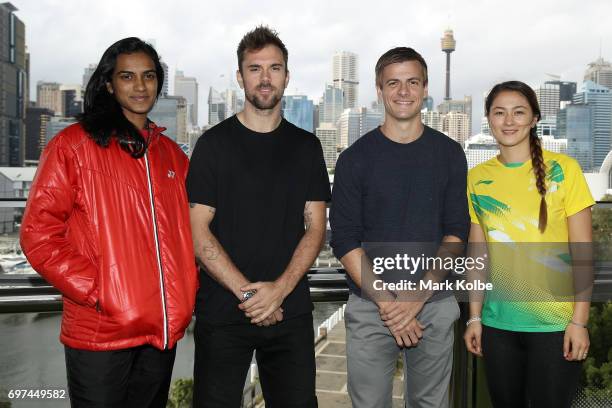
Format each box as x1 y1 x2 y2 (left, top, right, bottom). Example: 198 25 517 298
2 270 611 408
0 268 349 313
1 199 611 408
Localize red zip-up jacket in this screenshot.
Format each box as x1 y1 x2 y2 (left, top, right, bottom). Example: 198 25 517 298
20 122 198 351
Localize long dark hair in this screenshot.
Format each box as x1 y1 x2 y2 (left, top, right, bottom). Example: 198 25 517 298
78 37 164 158
485 81 547 233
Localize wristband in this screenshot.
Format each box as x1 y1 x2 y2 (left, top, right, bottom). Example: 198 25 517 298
569 320 588 329
466 316 482 327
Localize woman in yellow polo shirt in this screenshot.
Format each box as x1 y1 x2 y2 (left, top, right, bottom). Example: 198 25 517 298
463 80 594 407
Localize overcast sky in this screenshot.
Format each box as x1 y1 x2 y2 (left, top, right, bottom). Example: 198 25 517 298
14 0 612 130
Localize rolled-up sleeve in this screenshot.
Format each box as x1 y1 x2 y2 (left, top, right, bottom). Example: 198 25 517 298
330 151 363 259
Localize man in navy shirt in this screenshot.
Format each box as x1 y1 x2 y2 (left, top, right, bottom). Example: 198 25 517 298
330 47 469 407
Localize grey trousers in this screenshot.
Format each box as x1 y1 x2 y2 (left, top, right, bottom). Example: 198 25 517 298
345 294 459 408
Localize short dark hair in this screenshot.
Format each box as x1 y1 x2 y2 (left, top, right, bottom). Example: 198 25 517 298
375 47 428 88
237 25 288 73
79 37 164 158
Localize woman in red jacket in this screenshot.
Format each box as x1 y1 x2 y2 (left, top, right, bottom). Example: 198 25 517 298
20 37 198 407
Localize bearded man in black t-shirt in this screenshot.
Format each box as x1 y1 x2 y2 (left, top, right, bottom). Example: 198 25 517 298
187 26 330 408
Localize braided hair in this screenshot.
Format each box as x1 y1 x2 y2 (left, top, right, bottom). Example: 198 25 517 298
485 81 547 232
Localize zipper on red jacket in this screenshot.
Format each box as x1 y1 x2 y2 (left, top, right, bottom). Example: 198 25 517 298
144 151 169 349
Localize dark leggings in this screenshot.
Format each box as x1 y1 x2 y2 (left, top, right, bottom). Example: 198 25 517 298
481 325 582 408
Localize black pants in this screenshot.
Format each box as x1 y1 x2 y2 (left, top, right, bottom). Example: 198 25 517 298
481 325 582 408
64 344 176 408
193 314 317 408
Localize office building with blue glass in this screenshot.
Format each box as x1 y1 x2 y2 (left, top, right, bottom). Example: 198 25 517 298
558 104 593 171
282 95 314 133
572 81 612 171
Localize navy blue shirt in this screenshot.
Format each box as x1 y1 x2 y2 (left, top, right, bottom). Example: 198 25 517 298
330 126 470 298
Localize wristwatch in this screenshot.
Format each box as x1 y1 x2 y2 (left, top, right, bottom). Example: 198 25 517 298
241 289 257 303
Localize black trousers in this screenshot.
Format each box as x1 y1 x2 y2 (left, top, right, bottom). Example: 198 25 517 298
64 344 176 408
481 325 582 408
193 314 318 408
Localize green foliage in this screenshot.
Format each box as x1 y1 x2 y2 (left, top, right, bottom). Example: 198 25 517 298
0 388 11 408
582 302 612 401
166 378 193 408
600 194 612 203
593 199 612 260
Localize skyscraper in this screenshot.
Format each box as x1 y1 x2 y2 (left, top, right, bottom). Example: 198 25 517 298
82 63 97 90
438 96 472 139
438 96 472 117
46 117 75 143
61 89 82 118
558 103 593 172
584 57 612 90
315 123 338 169
174 69 198 128
25 105 53 165
36 81 62 114
536 116 556 138
464 134 498 169
535 82 560 118
541 135 567 154
149 96 188 143
60 84 83 117
362 108 383 137
207 87 225 126
441 29 456 100
443 111 470 146
312 104 319 134
332 51 358 109
338 107 383 148
147 37 169 96
319 84 344 125
545 80 577 103
572 81 612 170
480 117 490 135
160 61 169 97
338 108 361 149
421 111 443 133
423 96 434 111
282 95 314 132
223 88 244 119
0 2 26 166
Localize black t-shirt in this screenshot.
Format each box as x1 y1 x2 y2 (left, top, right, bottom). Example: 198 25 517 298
187 115 331 325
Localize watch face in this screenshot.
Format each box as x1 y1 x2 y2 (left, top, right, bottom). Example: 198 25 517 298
242 290 256 302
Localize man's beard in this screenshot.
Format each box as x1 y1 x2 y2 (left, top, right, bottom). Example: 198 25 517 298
246 84 283 110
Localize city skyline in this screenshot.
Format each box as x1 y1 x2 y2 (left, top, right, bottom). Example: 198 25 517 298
14 0 612 129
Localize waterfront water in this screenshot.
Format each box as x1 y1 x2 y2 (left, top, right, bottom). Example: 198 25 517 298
0 302 344 407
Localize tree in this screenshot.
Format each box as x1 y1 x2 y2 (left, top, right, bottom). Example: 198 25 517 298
582 302 612 402
166 378 193 408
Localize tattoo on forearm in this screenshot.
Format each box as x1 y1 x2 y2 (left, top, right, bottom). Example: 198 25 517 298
203 239 219 261
304 202 313 230
189 203 196 208
304 212 313 230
